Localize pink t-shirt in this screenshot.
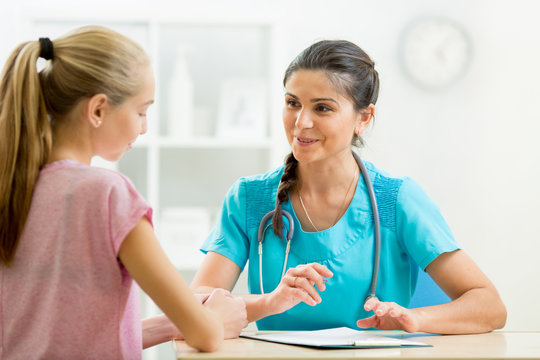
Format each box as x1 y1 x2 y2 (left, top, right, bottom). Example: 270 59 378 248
0 160 152 359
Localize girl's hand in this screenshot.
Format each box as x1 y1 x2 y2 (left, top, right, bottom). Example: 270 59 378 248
194 293 211 303
266 263 333 315
203 288 249 339
356 297 420 333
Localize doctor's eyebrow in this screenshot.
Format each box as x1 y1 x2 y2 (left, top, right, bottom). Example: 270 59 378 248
284 92 339 104
311 97 338 104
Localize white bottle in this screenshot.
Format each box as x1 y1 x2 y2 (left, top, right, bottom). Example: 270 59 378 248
168 46 193 139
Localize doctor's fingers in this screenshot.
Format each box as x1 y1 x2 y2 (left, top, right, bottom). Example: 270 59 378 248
292 263 333 278
287 275 322 304
287 265 329 291
309 263 334 278
364 296 380 312
371 301 402 317
289 286 319 306
356 315 378 329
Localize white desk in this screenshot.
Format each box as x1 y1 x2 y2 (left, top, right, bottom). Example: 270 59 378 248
173 331 540 359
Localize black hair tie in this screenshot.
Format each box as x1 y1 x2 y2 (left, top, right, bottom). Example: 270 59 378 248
39 37 54 61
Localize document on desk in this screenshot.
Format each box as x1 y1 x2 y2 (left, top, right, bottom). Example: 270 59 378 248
241 327 431 348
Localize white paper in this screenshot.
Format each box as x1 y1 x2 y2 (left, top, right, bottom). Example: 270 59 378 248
241 327 429 348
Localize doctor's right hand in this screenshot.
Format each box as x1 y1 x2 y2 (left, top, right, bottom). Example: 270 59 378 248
266 263 333 315
203 288 248 339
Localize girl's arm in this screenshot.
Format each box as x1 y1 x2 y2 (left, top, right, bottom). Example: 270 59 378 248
142 294 212 349
357 249 507 334
191 251 333 323
119 217 247 352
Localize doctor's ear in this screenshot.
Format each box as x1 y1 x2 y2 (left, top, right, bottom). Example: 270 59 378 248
355 104 375 135
86 93 109 128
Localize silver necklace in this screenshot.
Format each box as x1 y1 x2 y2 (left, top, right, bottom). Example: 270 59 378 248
298 166 358 232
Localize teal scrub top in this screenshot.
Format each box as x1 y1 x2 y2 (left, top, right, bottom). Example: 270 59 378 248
201 161 459 330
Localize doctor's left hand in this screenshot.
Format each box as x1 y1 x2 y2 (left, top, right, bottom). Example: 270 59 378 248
266 263 333 316
356 297 420 333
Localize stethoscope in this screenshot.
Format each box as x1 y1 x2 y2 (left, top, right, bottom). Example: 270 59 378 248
257 151 381 304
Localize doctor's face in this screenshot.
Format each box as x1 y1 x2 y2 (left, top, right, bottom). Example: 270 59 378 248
282 70 362 165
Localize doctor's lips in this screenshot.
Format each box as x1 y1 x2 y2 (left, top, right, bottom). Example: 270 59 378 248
295 136 318 145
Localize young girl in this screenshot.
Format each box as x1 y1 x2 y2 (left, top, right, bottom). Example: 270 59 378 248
0 26 247 359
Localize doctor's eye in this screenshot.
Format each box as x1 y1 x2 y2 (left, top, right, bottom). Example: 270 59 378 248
286 98 301 108
315 104 333 112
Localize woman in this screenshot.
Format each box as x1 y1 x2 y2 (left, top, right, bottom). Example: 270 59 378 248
191 40 506 334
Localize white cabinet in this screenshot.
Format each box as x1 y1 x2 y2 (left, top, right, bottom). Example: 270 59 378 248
23 10 287 272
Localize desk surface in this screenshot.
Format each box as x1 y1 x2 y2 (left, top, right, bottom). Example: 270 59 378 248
173 331 540 360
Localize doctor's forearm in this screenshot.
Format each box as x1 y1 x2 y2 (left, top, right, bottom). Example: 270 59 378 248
414 287 507 334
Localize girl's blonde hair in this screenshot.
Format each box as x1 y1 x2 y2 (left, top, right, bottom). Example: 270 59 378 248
0 25 148 265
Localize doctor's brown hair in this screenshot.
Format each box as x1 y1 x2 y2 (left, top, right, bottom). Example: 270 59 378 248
0 26 148 265
272 40 380 236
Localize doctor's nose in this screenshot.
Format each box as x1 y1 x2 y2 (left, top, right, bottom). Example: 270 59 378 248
295 109 314 129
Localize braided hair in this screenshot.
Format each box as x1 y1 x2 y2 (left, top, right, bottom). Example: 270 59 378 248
271 153 299 235
271 40 379 236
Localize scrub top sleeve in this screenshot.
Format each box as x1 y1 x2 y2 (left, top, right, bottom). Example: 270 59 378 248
200 179 250 270
396 177 460 271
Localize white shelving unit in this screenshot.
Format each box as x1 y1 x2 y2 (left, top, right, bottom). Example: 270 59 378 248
22 9 287 267
19 6 289 358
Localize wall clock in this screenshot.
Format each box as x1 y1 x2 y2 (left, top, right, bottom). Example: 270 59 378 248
400 17 472 89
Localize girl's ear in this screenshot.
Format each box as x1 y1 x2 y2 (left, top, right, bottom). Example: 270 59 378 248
354 103 375 135
86 94 108 128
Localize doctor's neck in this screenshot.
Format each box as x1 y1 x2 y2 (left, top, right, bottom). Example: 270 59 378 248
296 152 358 193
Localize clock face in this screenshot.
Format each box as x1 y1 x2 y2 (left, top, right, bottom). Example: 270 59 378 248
400 17 472 89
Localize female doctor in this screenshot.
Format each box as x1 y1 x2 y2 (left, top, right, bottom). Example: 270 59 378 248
191 40 507 334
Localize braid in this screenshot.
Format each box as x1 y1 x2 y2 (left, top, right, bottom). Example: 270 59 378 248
271 152 298 236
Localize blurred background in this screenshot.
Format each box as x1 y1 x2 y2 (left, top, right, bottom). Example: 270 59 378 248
1 0 539 358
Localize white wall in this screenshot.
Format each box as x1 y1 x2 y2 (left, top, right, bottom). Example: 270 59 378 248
1 0 538 333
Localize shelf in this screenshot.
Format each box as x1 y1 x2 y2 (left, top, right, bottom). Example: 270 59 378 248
156 136 273 148
24 13 283 315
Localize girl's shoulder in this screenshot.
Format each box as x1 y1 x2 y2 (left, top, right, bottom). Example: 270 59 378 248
41 159 139 195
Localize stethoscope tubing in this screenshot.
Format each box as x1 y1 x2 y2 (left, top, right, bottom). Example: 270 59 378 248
352 152 381 302
257 152 381 303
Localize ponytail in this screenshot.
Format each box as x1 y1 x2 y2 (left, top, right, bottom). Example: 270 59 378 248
271 153 299 236
0 41 52 265
1 26 147 266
